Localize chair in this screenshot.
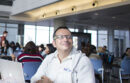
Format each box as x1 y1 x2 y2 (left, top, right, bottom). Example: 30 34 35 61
119 60 130 83
22 62 41 82
90 59 104 83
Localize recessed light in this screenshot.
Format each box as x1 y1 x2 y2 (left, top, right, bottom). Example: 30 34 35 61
94 13 99 16
112 16 116 19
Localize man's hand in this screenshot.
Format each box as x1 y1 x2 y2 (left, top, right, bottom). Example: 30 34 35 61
36 76 53 83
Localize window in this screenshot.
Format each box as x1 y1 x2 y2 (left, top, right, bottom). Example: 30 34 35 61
98 30 108 47
24 25 35 45
24 25 54 46
88 30 97 47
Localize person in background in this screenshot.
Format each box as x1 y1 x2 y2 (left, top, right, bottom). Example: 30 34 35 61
0 31 8 54
7 41 16 61
0 40 15 61
122 48 130 60
89 45 101 59
14 42 23 58
31 26 95 83
17 41 44 62
41 43 56 58
102 46 109 54
38 44 45 54
1 40 9 56
15 42 21 51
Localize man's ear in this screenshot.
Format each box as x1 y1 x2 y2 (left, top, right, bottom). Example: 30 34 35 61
52 40 56 48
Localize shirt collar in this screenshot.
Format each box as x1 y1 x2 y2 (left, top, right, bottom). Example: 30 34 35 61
53 47 76 60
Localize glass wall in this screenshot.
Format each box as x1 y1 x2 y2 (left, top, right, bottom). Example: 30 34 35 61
0 23 18 43
24 25 54 46
114 30 130 57
88 30 97 47
24 25 36 45
98 30 108 47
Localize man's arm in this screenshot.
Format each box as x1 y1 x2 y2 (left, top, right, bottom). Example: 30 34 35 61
77 56 95 83
35 76 53 83
31 55 53 83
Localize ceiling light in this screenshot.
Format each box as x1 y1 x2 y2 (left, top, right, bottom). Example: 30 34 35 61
71 6 76 11
112 16 116 19
94 13 99 16
56 10 60 15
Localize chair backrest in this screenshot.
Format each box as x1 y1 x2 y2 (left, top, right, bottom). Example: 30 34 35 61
121 60 130 75
90 59 103 74
22 62 41 80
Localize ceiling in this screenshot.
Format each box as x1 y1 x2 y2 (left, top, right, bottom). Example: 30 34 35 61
0 0 130 30
60 4 130 30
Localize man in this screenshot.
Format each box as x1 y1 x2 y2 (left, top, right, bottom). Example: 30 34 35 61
31 26 95 83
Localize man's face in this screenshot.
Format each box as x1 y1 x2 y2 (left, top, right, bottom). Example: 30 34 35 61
53 29 73 52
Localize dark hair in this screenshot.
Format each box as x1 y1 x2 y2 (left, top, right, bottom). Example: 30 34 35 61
46 44 56 54
16 42 21 49
10 41 16 52
126 48 130 52
3 31 8 34
24 41 38 54
53 26 71 39
90 45 97 53
39 44 45 51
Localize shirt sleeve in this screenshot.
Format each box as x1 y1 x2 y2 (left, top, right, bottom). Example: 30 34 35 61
31 55 52 83
77 56 95 83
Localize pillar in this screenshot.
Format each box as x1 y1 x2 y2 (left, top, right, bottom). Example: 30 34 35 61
18 24 24 46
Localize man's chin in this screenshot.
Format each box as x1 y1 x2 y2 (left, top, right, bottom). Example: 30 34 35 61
62 47 72 51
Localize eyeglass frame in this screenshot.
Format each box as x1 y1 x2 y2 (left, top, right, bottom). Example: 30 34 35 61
54 35 72 40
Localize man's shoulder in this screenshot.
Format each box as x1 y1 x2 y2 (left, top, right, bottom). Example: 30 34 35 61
43 52 56 60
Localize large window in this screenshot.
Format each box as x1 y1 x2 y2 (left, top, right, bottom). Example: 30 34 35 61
88 30 97 47
24 25 54 46
98 30 108 47
24 25 36 45
0 23 18 43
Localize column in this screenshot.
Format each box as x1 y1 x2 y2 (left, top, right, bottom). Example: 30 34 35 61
108 29 114 53
18 24 24 46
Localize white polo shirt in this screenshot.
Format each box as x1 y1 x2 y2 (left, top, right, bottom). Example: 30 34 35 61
45 54 73 83
31 47 95 83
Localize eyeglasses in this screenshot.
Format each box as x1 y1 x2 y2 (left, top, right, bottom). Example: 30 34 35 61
54 35 72 40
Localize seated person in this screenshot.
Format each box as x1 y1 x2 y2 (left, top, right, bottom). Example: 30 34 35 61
17 41 44 62
122 48 130 60
38 44 45 54
41 43 56 58
89 45 101 59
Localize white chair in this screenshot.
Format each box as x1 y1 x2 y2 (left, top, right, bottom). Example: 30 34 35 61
90 59 104 83
119 59 130 83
